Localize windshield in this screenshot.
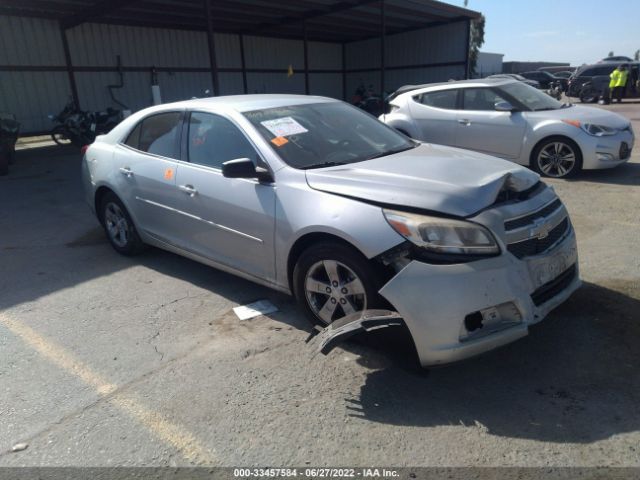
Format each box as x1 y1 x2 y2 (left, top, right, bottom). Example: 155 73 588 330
497 81 562 111
243 102 417 169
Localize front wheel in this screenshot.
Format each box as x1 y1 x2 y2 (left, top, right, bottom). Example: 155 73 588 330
99 193 146 255
293 242 384 326
51 126 72 146
579 86 598 103
531 137 582 178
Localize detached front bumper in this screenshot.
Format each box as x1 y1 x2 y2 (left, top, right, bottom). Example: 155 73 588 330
378 230 580 367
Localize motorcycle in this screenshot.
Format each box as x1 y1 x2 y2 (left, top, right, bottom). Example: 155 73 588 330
547 80 563 100
352 84 384 117
48 100 121 147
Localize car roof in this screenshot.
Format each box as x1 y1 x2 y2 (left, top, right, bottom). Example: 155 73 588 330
151 94 337 113
390 78 515 99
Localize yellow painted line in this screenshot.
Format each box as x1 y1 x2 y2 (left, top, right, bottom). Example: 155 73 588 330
0 313 216 465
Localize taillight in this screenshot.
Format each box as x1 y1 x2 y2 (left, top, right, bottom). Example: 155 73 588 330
81 145 90 155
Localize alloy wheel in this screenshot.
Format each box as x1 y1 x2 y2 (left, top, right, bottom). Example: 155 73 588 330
304 260 367 324
104 202 129 248
537 142 576 178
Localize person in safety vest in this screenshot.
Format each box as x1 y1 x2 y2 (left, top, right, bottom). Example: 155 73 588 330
609 64 629 103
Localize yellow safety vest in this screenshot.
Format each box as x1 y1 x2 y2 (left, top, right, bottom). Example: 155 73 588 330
609 69 628 88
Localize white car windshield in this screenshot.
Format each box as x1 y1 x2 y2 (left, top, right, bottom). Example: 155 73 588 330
497 82 564 111
244 102 417 169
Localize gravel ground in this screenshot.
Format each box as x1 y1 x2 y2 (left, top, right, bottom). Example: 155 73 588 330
0 101 638 468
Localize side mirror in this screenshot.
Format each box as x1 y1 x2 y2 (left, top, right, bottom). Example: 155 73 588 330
222 158 273 183
495 101 515 112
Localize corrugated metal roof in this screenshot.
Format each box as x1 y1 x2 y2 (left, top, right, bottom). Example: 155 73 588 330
0 0 480 43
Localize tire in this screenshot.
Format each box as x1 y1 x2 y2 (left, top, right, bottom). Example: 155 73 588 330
51 126 72 146
531 136 582 179
579 86 597 103
293 241 384 326
99 192 145 256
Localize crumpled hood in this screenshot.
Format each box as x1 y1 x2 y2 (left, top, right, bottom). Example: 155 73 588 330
527 105 631 129
305 144 540 217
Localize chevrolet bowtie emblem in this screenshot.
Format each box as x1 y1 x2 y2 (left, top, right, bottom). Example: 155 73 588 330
529 218 551 239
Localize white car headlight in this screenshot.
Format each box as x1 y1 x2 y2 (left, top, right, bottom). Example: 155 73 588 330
581 123 617 136
563 120 617 137
383 209 499 255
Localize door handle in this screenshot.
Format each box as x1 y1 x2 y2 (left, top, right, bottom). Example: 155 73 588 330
119 167 134 177
178 184 198 197
458 119 471 126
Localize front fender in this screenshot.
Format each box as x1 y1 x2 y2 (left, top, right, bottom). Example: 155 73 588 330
523 121 582 163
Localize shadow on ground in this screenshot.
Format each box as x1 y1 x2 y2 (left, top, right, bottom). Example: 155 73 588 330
345 281 640 444
568 161 640 187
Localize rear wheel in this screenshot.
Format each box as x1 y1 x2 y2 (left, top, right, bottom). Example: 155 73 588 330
99 192 145 255
293 242 383 326
531 137 582 178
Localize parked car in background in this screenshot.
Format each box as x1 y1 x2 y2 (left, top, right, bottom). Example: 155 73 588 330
568 62 640 102
381 79 635 178
82 94 581 367
487 73 540 89
519 71 558 89
552 71 574 79
538 66 576 75
599 56 633 63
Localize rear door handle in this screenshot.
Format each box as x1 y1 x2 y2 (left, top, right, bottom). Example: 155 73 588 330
458 119 471 126
178 184 198 197
119 167 134 177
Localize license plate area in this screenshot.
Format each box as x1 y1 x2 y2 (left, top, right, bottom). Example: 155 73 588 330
526 236 577 289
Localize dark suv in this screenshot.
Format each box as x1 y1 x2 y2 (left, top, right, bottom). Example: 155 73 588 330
567 62 640 101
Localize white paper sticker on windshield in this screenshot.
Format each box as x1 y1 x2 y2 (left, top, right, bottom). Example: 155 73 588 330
261 117 308 137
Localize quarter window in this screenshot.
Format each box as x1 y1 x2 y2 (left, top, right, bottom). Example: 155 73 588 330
415 90 458 109
124 112 182 160
187 112 258 169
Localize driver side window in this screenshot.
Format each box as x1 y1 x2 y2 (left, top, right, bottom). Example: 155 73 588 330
187 112 258 169
462 88 507 111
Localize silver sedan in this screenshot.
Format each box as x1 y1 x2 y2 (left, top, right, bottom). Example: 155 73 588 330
82 94 580 366
381 79 634 178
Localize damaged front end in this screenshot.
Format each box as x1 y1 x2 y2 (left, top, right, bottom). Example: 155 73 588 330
311 181 581 368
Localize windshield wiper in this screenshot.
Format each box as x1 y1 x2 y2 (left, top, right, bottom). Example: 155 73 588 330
366 144 417 160
302 161 346 170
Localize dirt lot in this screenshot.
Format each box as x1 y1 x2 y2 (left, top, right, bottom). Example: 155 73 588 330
0 102 639 467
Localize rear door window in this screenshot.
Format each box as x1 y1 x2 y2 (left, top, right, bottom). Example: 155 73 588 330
123 112 182 160
415 90 458 109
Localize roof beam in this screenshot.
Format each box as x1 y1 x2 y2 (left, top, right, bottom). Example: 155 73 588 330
61 0 140 29
250 0 380 33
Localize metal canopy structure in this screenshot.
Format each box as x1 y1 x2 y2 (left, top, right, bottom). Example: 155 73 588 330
0 0 480 43
0 0 480 133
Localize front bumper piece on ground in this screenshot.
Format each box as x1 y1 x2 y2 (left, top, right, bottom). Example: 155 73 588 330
312 231 581 367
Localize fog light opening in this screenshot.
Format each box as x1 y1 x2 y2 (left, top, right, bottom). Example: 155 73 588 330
464 311 484 333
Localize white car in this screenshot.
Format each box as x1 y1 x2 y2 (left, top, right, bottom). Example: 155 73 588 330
381 79 634 178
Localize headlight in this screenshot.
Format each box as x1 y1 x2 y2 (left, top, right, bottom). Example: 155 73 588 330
563 120 617 137
383 209 499 255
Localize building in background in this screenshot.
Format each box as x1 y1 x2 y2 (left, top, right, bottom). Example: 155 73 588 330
474 52 504 77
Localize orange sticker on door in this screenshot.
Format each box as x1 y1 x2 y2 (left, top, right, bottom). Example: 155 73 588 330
271 136 289 147
164 168 174 180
